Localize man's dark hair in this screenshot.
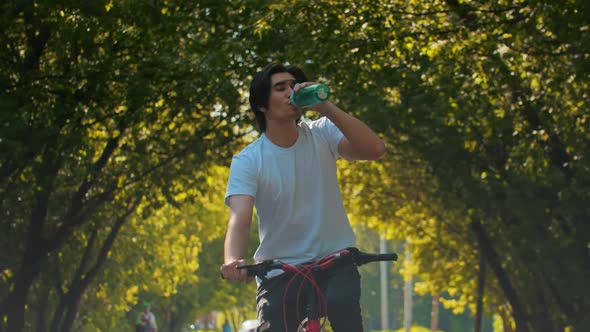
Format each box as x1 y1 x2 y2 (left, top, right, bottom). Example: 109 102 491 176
249 62 308 132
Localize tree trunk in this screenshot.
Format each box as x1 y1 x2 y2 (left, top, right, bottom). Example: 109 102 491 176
470 220 530 332
2 189 53 332
403 243 413 332
34 282 50 332
430 294 439 332
2 247 44 332
474 248 486 332
54 199 137 332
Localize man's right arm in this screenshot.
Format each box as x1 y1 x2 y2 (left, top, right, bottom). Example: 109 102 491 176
220 194 255 282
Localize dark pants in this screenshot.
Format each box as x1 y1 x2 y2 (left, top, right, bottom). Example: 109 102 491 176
255 263 363 332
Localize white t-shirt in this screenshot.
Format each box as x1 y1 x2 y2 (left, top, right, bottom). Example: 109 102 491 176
225 117 355 266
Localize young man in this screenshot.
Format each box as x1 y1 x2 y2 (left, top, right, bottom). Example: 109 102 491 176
220 63 385 331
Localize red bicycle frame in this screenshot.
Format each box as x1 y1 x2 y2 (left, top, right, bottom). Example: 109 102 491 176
237 247 398 332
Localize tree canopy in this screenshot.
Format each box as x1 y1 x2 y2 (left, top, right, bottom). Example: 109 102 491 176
1 1 588 331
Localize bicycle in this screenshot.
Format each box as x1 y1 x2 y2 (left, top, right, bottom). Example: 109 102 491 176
236 247 398 332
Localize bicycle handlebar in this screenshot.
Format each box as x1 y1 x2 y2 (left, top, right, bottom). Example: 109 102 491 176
236 247 397 280
357 252 399 264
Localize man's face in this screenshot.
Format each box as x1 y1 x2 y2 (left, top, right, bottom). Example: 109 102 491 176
264 72 301 125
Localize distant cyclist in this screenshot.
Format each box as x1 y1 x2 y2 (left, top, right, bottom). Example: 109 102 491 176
220 62 385 331
136 302 157 332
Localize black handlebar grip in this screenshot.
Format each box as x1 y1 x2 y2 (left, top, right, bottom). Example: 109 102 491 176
245 269 257 278
364 253 398 262
376 253 398 261
237 261 279 278
236 265 254 277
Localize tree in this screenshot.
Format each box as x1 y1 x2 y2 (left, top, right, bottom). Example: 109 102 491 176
0 1 251 331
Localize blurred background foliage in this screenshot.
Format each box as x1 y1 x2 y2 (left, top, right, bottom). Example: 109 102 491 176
1 0 588 331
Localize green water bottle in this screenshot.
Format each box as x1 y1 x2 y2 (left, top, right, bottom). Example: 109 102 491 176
290 83 330 108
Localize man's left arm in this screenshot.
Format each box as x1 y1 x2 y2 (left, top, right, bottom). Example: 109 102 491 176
315 101 386 161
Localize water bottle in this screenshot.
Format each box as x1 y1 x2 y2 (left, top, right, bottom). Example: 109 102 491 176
289 83 330 108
